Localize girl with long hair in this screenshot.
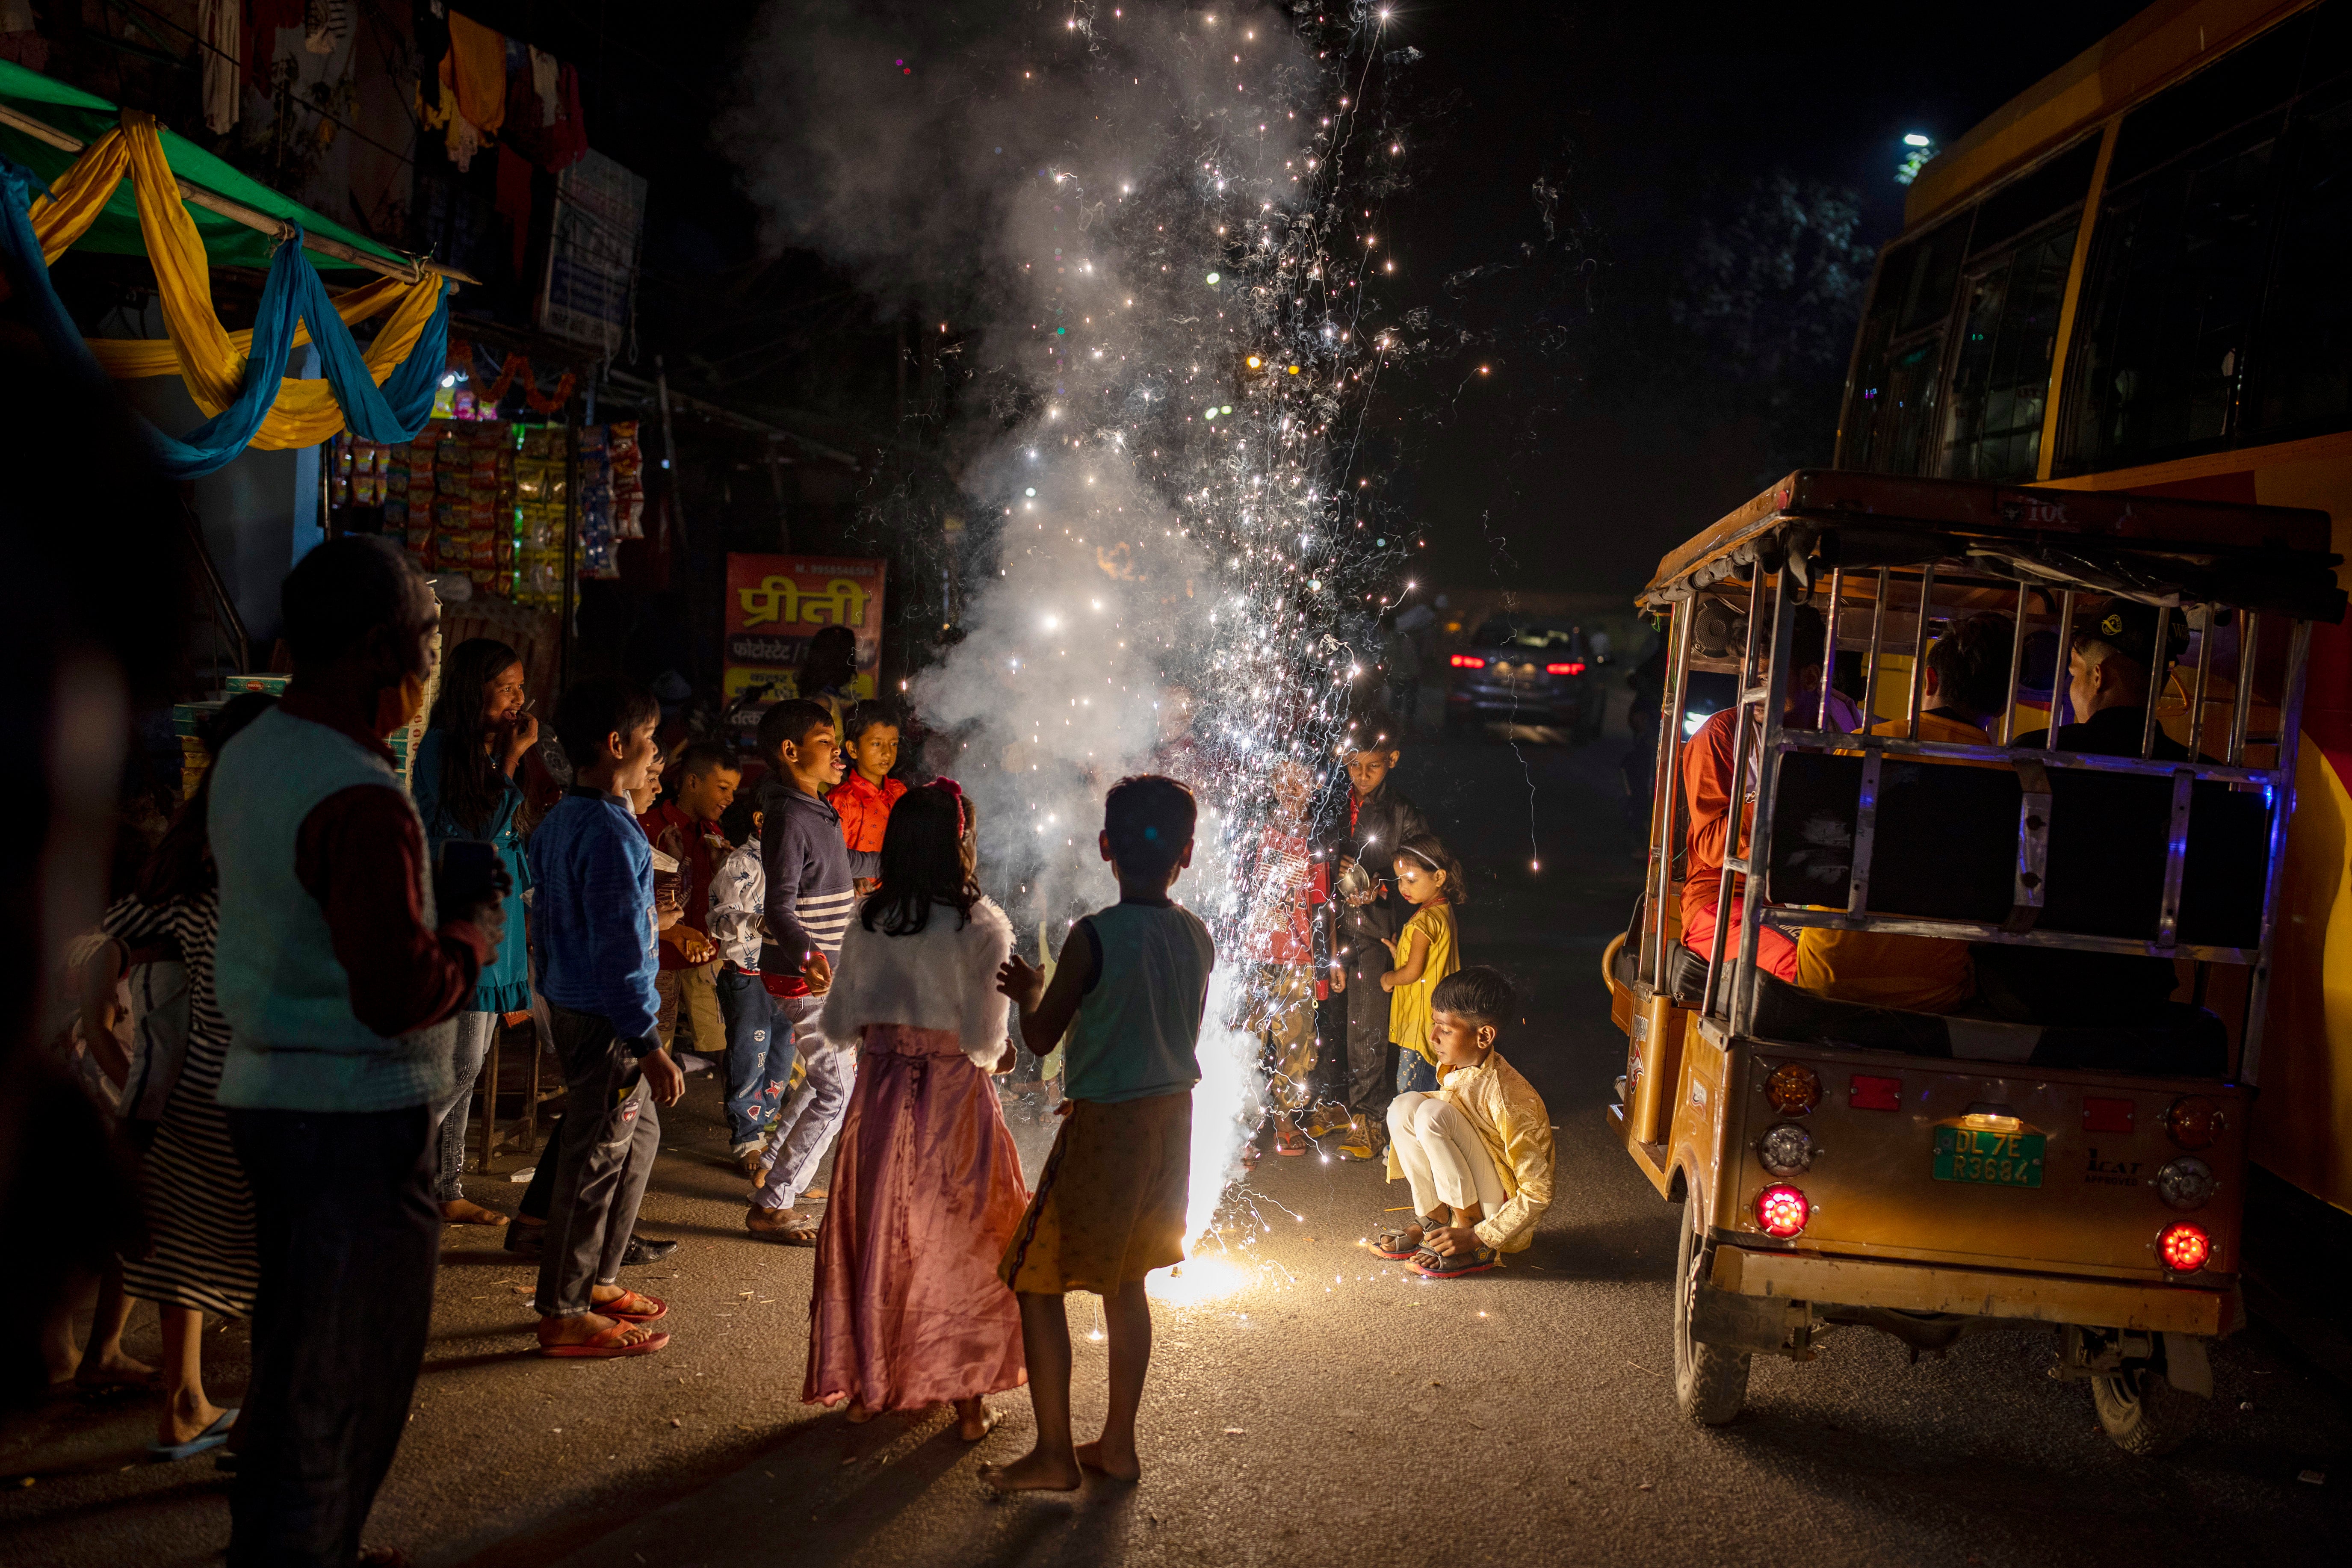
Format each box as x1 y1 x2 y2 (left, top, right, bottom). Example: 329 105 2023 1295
1381 831 1466 1096
805 782 1028 1441
411 638 538 1225
82 693 275 1458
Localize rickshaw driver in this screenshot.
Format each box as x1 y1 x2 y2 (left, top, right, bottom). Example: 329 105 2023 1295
1679 605 1859 978
1976 602 2195 1026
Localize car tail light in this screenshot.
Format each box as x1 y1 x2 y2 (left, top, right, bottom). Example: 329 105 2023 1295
2157 1222 2211 1273
1755 1184 1810 1237
2156 1157 2216 1210
1450 654 1485 669
1849 1073 1901 1112
1758 1122 1813 1177
2082 1097 2135 1134
2164 1096 2223 1150
1545 661 1587 676
1764 1063 1821 1116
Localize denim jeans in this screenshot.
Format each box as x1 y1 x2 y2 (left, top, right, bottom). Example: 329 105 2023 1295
753 995 854 1211
427 1011 497 1204
718 968 792 1148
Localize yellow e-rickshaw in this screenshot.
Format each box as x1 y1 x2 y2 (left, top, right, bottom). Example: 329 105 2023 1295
1606 470 2342 1453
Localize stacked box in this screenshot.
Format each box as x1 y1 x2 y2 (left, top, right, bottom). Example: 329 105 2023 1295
220 673 292 698
172 699 224 800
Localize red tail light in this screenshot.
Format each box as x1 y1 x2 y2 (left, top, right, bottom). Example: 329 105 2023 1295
1545 661 1587 676
1450 654 1485 669
1849 1073 1901 1112
2082 1097 2135 1134
2157 1222 2211 1273
1755 1184 1810 1238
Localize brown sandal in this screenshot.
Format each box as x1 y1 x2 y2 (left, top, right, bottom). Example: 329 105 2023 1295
593 1289 667 1322
538 1318 670 1358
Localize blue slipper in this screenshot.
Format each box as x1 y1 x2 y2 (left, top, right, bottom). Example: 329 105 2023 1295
147 1407 237 1463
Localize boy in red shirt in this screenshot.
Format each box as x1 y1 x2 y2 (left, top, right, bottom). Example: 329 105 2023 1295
827 702 906 888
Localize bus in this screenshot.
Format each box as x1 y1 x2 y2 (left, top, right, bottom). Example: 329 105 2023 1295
1834 0 2352 1232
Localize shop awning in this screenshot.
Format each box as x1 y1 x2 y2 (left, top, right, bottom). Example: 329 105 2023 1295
0 58 417 276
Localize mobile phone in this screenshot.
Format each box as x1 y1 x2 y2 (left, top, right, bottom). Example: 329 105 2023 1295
436 839 502 912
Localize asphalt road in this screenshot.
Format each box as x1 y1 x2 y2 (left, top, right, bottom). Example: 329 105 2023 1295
6 712 2347 1567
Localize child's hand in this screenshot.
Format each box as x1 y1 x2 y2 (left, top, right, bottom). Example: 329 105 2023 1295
997 954 1045 1011
641 1047 686 1107
1424 1222 1482 1257
804 951 834 996
1328 961 1347 995
1380 972 1399 993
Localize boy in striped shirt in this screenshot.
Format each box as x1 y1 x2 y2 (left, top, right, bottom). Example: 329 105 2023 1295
745 699 875 1243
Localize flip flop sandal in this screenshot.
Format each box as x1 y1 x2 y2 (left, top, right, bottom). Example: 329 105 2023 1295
147 1407 239 1462
596 1290 667 1322
1409 1245 1498 1280
540 1320 671 1359
1373 1216 1442 1260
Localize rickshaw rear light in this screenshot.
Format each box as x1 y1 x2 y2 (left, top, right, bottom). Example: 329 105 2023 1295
2082 1097 2134 1134
2157 1222 2211 1273
2156 1158 2216 1211
1849 1074 1901 1112
1450 654 1486 669
1764 1063 1822 1115
2164 1096 2223 1150
1756 1184 1810 1238
1758 1122 1814 1177
1545 661 1587 676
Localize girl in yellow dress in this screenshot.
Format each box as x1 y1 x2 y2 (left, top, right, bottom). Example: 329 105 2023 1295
1380 832 1463 1095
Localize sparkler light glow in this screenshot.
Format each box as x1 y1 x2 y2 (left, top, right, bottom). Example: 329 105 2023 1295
731 3 1416 1252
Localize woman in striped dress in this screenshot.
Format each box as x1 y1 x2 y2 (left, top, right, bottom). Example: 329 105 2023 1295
87 695 273 1456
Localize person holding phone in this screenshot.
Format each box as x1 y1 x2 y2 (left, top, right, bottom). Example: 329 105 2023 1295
411 638 539 1227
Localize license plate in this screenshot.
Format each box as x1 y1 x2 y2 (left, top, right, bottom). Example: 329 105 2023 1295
1932 1126 2045 1188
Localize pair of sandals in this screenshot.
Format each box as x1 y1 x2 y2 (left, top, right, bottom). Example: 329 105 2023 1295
538 1289 671 1359
1373 1215 1500 1280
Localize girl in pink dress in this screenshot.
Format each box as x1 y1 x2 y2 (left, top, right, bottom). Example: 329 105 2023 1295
807 783 1027 1439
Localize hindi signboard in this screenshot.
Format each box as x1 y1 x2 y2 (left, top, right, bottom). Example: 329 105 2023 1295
723 554 887 735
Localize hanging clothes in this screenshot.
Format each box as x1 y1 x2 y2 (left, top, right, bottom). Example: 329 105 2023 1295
199 0 239 133
246 0 304 93
440 11 507 138
546 62 588 171
529 47 560 128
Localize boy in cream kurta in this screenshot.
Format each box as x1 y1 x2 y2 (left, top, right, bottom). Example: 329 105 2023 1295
1377 966 1555 1279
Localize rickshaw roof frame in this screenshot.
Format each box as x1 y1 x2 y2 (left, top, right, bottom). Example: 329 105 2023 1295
1640 470 2343 623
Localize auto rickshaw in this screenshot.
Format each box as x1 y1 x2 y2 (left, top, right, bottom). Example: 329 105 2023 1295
1604 470 2343 1453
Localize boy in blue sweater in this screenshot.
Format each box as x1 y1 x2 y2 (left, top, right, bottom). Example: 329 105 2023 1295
526 677 686 1357
745 698 877 1243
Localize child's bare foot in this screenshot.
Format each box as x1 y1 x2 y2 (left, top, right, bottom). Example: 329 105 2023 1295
76 1349 158 1391
844 1402 876 1424
955 1398 997 1442
1074 1438 1140 1482
978 1447 1082 1491
439 1198 504 1226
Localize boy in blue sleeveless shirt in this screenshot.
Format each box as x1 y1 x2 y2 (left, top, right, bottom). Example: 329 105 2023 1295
985 775 1215 1491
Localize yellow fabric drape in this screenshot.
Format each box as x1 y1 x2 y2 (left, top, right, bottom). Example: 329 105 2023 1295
23 113 445 449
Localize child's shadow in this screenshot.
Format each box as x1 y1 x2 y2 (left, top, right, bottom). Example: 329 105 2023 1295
1504 1213 1672 1283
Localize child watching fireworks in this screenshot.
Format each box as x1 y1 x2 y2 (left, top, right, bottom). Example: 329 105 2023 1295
986 775 1215 1491
1327 727 1427 1160
1248 758 1346 1156
1375 967 1554 1279
829 700 907 894
709 795 794 1175
1381 831 1464 1095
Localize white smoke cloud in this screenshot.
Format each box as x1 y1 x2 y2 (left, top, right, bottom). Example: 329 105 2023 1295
727 1 1404 1244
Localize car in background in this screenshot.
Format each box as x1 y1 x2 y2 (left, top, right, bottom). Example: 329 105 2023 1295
1444 618 1604 738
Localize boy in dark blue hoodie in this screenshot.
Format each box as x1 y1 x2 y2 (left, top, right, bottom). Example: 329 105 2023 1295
745 699 878 1243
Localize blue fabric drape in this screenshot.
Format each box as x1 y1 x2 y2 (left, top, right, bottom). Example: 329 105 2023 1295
0 159 450 476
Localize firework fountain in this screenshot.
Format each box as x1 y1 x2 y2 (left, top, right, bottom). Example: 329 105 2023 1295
729 3 1415 1264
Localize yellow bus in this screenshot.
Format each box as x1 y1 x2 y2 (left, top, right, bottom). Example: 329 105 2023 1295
1835 0 2352 1225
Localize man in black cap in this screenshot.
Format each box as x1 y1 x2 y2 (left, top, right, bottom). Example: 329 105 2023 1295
1977 599 2195 1024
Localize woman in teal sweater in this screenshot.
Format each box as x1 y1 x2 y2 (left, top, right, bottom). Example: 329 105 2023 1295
412 638 538 1225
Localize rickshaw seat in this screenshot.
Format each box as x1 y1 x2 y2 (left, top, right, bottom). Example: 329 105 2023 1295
1763 751 2269 948
1748 972 2229 1078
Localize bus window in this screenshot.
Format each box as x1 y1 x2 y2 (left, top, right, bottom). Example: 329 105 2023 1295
1941 222 2077 481
1840 217 1970 474
2247 81 2352 441
2058 114 2282 473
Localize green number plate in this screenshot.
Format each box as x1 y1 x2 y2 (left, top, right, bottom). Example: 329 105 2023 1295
1932 1126 2045 1188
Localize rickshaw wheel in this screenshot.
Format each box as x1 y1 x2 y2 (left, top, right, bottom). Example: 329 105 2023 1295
1673 1193 1749 1426
2091 1361 2202 1456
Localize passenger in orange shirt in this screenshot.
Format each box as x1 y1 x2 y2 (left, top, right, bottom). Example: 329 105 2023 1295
1680 604 1856 980
828 701 907 893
